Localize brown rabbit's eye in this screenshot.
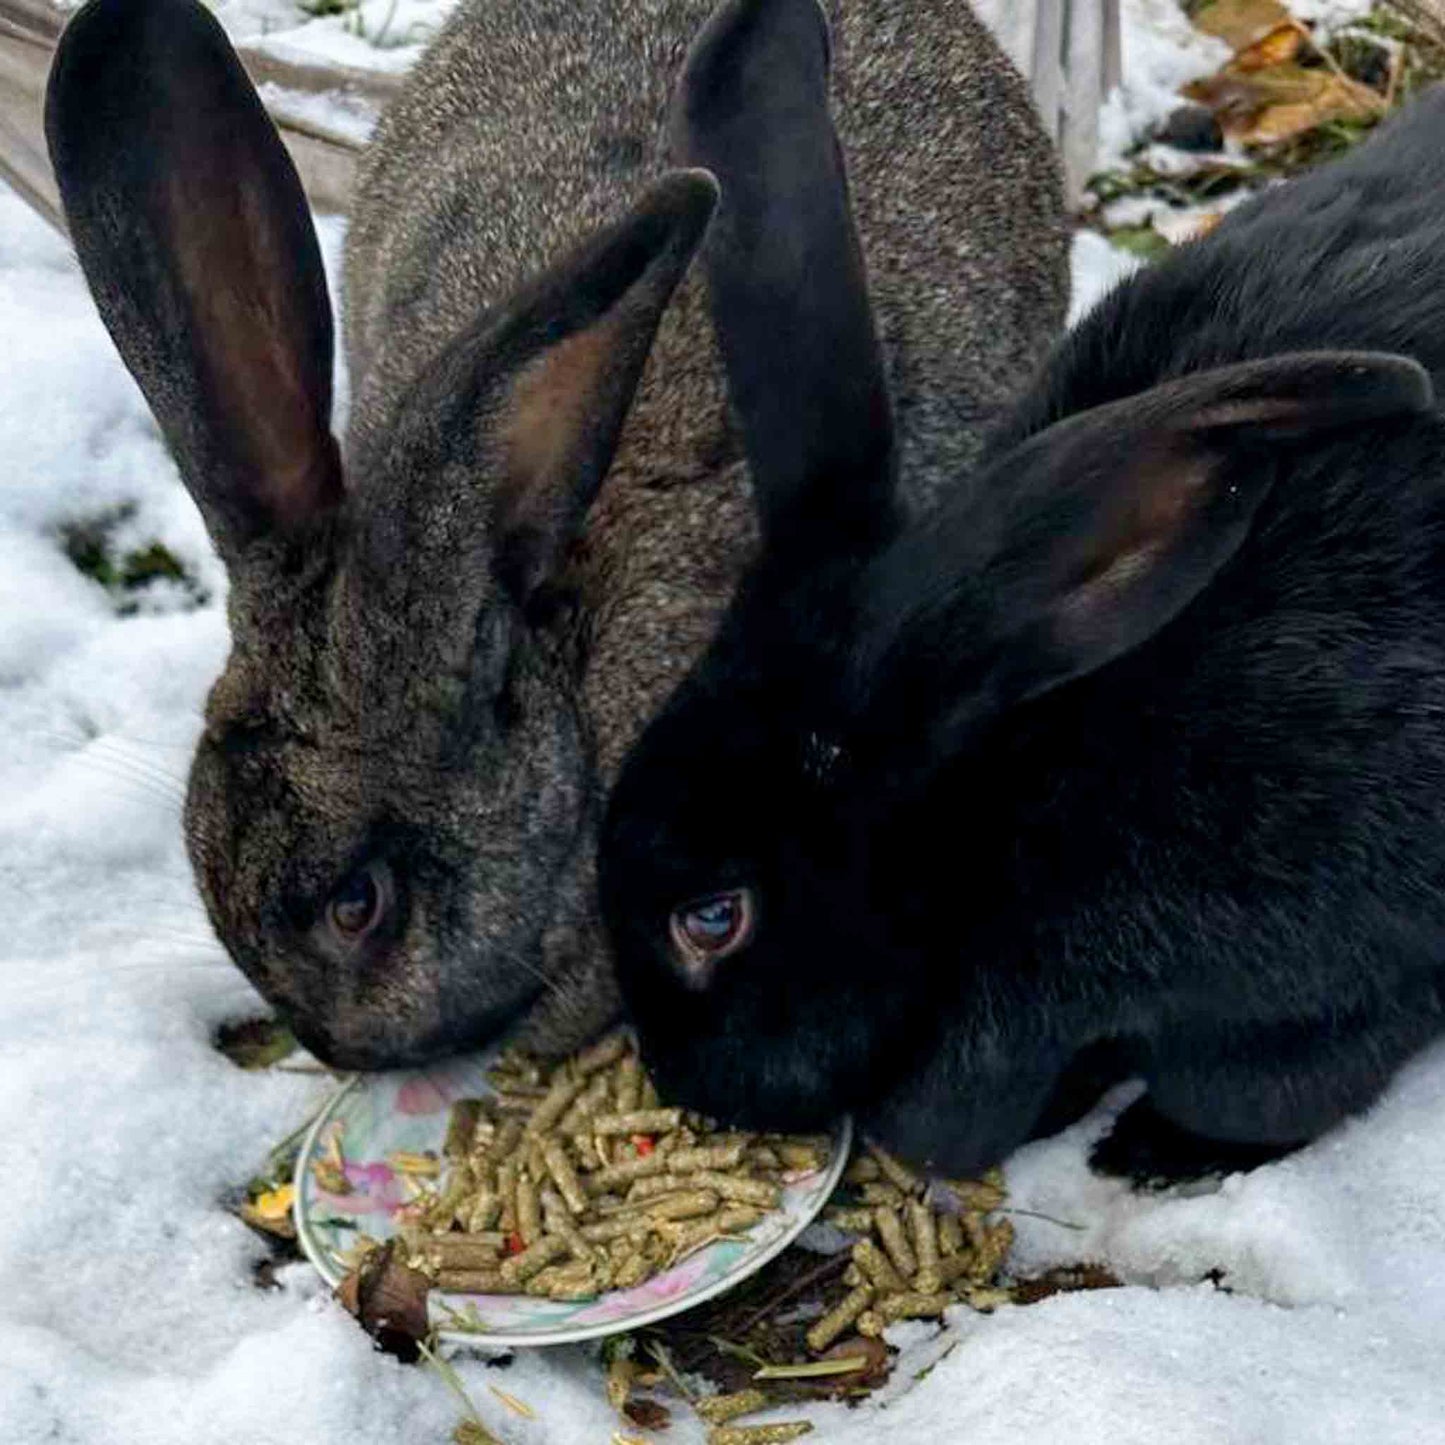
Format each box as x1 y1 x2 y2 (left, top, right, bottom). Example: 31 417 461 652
668 890 755 981
325 861 391 942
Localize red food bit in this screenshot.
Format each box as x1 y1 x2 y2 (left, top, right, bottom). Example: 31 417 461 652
505 1231 525 1256
632 1135 656 1157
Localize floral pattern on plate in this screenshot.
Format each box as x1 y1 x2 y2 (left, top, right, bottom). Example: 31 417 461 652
293 1050 851 1348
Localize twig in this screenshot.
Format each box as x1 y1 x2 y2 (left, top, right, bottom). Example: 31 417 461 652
733 1252 852 1339
999 1207 1087 1232
754 1358 871 1381
646 1339 697 1403
415 1338 502 1444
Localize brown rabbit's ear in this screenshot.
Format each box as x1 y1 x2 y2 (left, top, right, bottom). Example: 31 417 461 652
671 0 898 563
46 0 342 561
860 351 1433 737
482 170 719 607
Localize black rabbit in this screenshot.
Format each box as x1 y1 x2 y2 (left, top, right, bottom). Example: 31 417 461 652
599 4 1445 1183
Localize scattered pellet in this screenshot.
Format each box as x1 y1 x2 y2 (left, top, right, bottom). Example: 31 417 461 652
435 1267 508 1293
873 1206 918 1279
937 1210 964 1257
687 1171 781 1208
498 1234 570 1286
670 1141 749 1172
843 1155 880 1185
542 1137 588 1215
823 1206 876 1233
706 1424 813 1445
592 1108 684 1136
908 1199 939 1278
864 1140 924 1197
859 1181 906 1209
526 1070 585 1137
641 1189 720 1222
516 1172 542 1246
852 1238 907 1295
805 1282 875 1353
693 1389 767 1425
862 1290 953 1332
444 1100 484 1159
576 1032 630 1075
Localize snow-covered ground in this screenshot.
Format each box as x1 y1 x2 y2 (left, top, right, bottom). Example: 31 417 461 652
3 2 1444 1442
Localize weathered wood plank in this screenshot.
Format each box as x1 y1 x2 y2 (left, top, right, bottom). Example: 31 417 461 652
2 0 1122 229
0 0 397 234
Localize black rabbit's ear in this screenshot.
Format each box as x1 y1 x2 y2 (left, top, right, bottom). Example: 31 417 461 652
483 171 719 609
671 0 898 563
864 351 1432 735
46 0 342 561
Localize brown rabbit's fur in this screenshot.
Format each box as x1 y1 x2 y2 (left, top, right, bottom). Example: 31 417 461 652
49 0 1066 1068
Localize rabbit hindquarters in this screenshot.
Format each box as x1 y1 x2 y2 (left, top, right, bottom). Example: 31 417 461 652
1094 978 1445 1183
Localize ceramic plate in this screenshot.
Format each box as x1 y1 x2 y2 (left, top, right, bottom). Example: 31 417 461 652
293 1050 852 1348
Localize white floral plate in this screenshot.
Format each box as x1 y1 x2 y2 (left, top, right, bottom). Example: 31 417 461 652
292 1050 852 1348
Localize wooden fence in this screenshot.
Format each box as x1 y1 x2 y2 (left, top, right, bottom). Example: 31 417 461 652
0 0 1119 235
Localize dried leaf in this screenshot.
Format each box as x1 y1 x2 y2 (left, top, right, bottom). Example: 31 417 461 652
820 1336 889 1391
239 1184 297 1241
1010 1264 1124 1307
335 1239 431 1362
454 1423 503 1445
1186 65 1381 144
621 1397 673 1430
1242 76 1383 143
1153 210 1225 245
1232 22 1303 72
1191 0 1293 53
214 1016 298 1070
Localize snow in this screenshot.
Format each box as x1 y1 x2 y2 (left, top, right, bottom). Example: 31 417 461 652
4 1 1444 1441
1098 0 1233 169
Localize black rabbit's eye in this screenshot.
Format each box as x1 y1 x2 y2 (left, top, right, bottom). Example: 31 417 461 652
668 889 755 982
325 861 392 942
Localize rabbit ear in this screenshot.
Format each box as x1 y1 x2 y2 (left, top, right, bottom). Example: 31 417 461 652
485 171 720 607
862 351 1433 738
361 170 719 612
671 0 898 563
46 0 342 560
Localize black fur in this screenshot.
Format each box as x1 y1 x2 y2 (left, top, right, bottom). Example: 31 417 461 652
669 0 898 561
600 69 1445 1180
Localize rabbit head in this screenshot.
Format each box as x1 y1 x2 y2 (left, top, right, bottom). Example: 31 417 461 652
47 0 717 1067
600 0 1434 1132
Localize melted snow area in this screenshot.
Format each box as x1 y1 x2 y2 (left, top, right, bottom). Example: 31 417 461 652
2 2 1443 1441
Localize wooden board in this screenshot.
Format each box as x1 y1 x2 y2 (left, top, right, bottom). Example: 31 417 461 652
2 0 1121 231
0 0 401 235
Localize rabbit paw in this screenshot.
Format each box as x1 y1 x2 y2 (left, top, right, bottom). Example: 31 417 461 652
1089 1098 1295 1189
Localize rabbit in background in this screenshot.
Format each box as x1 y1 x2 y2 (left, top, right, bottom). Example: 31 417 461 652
600 3 1445 1184
45 0 1067 1068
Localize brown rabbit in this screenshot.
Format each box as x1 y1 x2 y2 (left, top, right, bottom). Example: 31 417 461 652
45 0 1066 1068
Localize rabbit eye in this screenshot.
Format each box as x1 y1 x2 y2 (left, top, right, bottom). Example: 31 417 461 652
325 861 392 942
668 889 755 981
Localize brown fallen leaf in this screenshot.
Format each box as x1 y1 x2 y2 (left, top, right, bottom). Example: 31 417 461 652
1010 1264 1123 1307
238 1184 298 1242
819 1335 890 1392
1242 76 1382 145
1191 0 1293 54
1186 64 1381 144
1232 22 1303 73
621 1397 673 1431
1154 209 1226 246
335 1238 431 1362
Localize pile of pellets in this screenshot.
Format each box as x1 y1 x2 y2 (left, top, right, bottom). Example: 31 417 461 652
392 1031 831 1302
810 1147 1013 1349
